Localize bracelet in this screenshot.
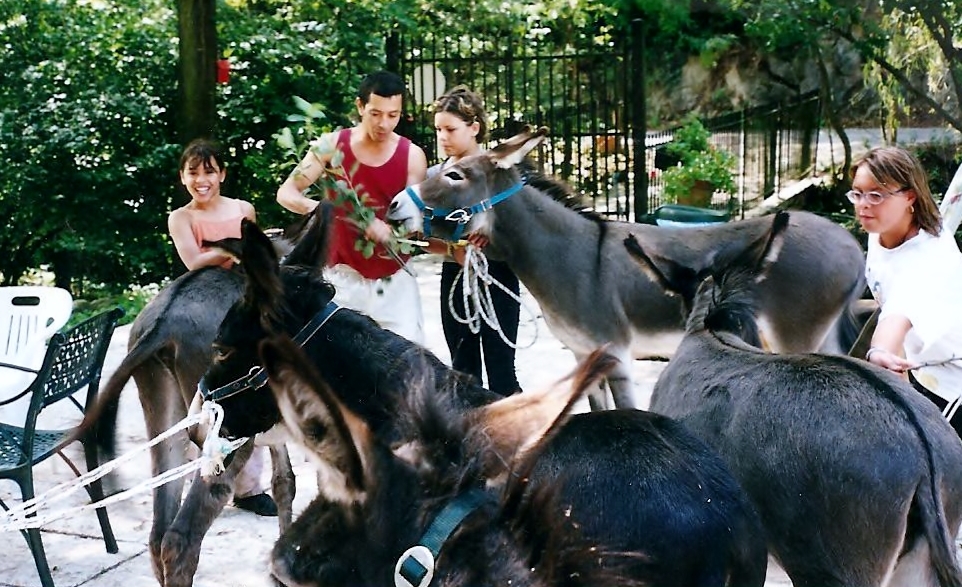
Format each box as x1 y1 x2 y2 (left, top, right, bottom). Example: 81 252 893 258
865 347 885 361
445 242 455 257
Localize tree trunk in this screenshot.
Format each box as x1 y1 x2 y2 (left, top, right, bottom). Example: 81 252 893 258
815 43 852 184
177 0 217 143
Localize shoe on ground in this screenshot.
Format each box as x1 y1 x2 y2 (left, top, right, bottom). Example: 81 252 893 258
233 493 278 517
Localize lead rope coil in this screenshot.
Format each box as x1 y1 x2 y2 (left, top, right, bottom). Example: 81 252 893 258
447 245 538 349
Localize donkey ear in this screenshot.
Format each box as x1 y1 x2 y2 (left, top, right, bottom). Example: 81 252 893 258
488 126 550 169
751 210 789 278
624 234 701 309
282 201 333 277
709 210 790 285
234 219 286 327
259 335 371 504
469 348 617 477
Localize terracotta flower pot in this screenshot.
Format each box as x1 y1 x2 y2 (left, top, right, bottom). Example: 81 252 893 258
678 179 713 207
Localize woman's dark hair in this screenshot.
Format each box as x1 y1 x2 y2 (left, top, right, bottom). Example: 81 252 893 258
180 138 225 173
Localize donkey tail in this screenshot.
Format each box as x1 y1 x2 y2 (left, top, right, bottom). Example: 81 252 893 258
840 356 962 586
915 472 962 587
78 323 172 460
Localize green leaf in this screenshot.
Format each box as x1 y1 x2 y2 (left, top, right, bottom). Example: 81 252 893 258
362 240 375 258
275 127 296 151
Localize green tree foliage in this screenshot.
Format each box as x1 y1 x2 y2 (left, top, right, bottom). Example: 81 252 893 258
723 0 962 178
859 1 962 136
0 0 399 288
0 0 179 288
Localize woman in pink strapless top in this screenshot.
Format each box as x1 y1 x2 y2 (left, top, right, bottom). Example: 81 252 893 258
166 139 277 517
168 139 256 270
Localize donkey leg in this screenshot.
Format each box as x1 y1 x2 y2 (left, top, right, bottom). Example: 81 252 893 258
136 363 190 587
576 350 610 411
269 443 296 531
160 441 254 587
607 351 637 410
586 381 610 411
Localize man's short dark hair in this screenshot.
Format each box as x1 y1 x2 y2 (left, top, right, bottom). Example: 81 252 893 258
357 71 407 105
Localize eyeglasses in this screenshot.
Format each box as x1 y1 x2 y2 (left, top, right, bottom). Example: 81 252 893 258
845 187 908 205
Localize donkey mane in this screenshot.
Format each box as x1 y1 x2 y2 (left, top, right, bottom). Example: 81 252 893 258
392 353 486 493
520 160 606 223
693 271 764 349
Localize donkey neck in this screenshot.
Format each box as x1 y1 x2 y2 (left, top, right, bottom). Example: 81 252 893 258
486 187 599 280
302 309 497 440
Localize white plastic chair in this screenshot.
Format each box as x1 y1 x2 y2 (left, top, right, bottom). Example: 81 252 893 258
0 287 73 424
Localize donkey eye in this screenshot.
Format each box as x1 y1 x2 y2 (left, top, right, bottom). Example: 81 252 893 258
211 345 233 363
444 170 464 181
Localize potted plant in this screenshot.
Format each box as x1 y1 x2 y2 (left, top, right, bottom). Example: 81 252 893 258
661 115 737 208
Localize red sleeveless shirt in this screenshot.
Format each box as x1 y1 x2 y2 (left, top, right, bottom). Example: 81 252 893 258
328 128 411 279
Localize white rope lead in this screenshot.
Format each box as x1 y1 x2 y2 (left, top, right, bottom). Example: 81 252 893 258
0 401 247 533
447 245 539 349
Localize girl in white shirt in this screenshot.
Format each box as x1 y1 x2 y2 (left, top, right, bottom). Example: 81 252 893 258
851 146 962 434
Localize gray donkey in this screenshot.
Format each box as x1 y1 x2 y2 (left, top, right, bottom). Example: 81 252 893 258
388 126 865 410
626 210 962 587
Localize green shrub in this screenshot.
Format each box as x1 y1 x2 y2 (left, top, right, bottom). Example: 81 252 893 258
662 115 737 203
67 281 165 328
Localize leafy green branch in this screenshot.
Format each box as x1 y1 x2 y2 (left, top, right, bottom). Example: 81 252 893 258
274 96 415 259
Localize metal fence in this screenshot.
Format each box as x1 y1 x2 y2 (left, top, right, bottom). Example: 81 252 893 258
395 28 821 221
394 24 643 220
643 92 822 217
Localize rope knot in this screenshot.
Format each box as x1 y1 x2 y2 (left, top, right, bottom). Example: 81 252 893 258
200 401 245 478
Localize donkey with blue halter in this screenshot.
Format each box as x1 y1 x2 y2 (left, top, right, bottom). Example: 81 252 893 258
262 341 647 587
626 210 962 587
388 126 866 410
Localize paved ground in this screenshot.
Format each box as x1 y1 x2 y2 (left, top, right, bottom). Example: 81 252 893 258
1 255 786 586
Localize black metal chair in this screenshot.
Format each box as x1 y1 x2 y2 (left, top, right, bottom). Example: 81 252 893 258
0 307 124 587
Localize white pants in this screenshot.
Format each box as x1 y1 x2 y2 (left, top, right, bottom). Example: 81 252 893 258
325 263 425 344
234 447 269 498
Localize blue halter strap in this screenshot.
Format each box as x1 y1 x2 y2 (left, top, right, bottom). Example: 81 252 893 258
406 181 524 242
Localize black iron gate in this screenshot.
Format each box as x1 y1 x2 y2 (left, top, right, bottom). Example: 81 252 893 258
392 23 645 220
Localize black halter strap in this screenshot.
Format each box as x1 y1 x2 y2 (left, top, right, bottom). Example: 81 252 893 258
393 489 486 587
200 300 342 402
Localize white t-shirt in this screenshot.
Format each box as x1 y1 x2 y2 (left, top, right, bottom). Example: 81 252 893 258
866 230 962 401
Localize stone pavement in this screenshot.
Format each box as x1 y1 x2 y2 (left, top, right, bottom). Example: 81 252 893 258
0 255 791 587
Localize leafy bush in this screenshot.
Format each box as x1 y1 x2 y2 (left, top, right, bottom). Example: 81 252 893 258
67 282 165 329
661 115 737 203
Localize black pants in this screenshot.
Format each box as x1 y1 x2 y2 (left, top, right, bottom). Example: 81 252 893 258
440 259 521 395
910 372 962 439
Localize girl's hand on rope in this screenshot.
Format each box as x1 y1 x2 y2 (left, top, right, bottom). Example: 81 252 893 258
866 346 915 373
452 243 468 266
467 233 490 249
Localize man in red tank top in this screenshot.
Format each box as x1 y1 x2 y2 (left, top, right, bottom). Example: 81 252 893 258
277 71 428 343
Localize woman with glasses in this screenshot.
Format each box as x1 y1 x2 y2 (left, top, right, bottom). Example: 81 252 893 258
850 146 962 434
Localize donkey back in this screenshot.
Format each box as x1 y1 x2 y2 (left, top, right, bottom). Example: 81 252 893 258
630 211 962 587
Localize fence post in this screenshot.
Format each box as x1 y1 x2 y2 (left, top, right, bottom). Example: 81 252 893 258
630 18 648 222
386 32 400 74
738 108 747 219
